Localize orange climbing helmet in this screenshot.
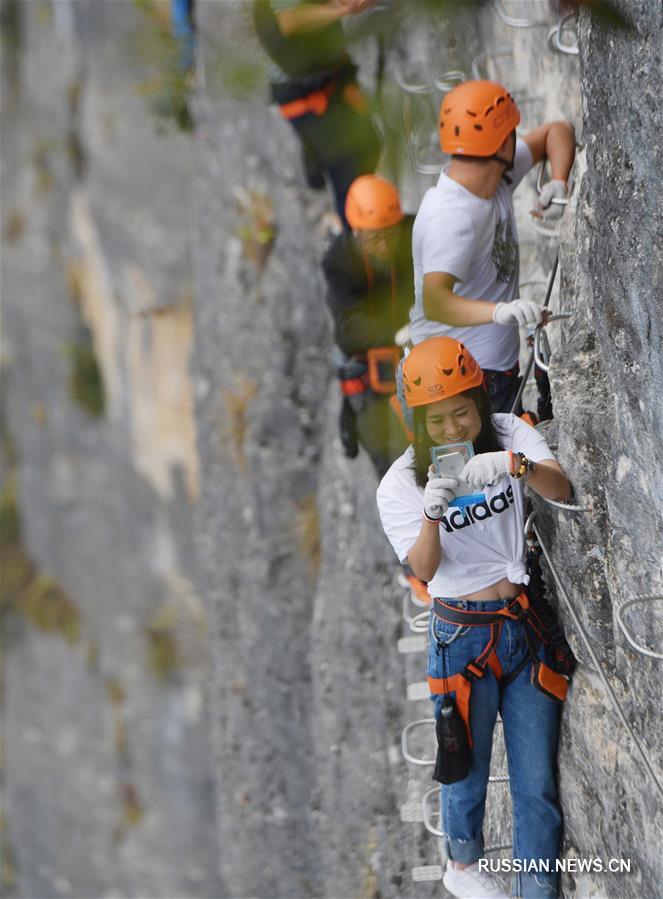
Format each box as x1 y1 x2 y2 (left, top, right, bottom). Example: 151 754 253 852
345 175 404 231
402 337 484 408
439 80 521 157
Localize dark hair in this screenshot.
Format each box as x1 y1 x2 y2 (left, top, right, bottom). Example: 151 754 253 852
411 387 504 488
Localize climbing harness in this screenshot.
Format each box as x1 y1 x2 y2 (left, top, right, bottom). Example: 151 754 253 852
277 80 337 120
367 347 400 395
428 592 570 756
337 354 370 398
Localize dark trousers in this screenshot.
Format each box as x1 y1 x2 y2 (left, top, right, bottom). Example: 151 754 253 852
483 366 522 415
341 392 409 478
285 76 381 228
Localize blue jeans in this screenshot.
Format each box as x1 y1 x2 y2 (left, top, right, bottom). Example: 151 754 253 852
428 599 562 899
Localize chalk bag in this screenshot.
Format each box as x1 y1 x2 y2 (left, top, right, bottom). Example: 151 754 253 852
433 697 470 785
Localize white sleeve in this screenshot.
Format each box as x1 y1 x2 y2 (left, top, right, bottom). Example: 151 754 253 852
508 139 534 192
499 414 556 462
420 206 476 284
376 474 424 565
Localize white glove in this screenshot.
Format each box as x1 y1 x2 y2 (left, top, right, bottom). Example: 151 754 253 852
423 471 459 521
492 299 545 328
460 451 513 488
531 180 567 221
394 323 410 347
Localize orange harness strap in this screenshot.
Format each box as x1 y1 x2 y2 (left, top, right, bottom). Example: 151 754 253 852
340 374 369 397
389 393 413 443
427 620 505 747
278 81 336 120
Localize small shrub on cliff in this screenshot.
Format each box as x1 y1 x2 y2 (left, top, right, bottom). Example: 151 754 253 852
65 335 105 418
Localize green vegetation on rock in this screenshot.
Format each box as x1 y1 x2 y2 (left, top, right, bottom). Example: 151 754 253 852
65 336 105 418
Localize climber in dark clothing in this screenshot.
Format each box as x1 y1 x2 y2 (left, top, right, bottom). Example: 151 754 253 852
323 175 414 476
253 0 381 227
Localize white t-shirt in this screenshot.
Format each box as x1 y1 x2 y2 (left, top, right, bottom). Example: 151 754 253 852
376 414 555 598
409 140 534 371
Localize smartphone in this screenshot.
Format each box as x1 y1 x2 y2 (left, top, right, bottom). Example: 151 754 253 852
433 451 465 479
430 441 486 511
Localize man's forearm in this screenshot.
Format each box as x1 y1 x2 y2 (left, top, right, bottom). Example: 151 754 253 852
545 121 576 184
423 285 497 327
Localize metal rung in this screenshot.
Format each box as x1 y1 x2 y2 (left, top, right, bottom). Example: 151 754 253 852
531 516 663 800
422 787 445 837
402 582 430 632
394 63 434 94
494 0 549 28
401 718 436 766
398 635 428 654
471 47 511 80
400 801 425 823
615 595 663 661
398 572 431 608
409 611 430 634
412 865 443 882
423 787 512 842
413 141 444 176
548 12 579 56
538 496 590 512
434 71 466 93
533 313 573 373
488 774 510 783
407 681 431 701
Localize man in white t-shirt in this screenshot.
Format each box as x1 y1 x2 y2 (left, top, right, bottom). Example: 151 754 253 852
409 80 576 413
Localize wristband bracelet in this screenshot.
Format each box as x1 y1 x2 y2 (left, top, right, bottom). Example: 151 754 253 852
512 452 536 480
507 449 517 476
423 512 443 524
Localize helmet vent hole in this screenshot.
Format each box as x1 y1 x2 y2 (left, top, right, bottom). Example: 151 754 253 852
442 368 453 376
473 125 483 131
496 96 505 106
414 377 422 386
461 365 466 375
485 105 494 116
466 109 477 117
454 126 460 136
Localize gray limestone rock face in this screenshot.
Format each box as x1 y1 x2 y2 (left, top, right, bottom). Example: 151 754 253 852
2 2 221 897
532 4 663 897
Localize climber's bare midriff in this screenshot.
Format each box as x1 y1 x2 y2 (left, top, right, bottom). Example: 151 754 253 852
458 577 523 602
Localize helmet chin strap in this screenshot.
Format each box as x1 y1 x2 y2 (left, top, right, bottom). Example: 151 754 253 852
492 153 514 185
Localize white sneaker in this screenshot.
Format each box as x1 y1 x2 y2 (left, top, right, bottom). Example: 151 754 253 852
443 860 509 899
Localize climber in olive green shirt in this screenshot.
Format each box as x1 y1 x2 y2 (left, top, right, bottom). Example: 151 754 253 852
253 0 381 227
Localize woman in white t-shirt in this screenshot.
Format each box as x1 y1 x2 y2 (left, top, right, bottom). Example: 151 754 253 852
376 336 572 899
